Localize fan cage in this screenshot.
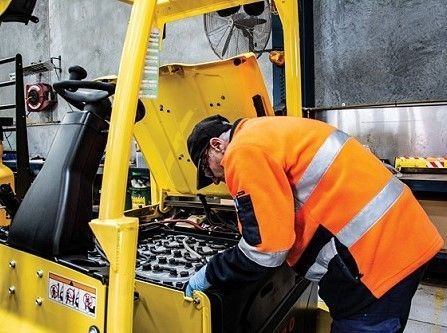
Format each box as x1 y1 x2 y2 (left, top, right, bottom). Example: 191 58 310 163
203 1 272 60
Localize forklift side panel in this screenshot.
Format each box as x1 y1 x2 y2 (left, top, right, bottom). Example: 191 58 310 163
0 244 107 333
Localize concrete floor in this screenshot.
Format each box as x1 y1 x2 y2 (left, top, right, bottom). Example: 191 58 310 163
406 284 447 332
317 283 447 332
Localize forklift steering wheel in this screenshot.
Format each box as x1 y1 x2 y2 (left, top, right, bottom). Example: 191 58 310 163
53 80 116 111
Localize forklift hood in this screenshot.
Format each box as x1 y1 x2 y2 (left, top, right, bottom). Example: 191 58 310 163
133 53 273 197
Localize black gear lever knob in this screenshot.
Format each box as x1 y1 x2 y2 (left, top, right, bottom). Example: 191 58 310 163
67 66 88 92
68 66 87 80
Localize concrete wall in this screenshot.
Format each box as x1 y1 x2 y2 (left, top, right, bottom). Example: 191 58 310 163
0 0 131 157
3 1 446 152
0 0 50 151
48 0 130 116
0 1 50 98
0 1 272 157
314 0 447 108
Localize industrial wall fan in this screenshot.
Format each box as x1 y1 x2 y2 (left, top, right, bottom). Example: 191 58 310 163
204 1 271 59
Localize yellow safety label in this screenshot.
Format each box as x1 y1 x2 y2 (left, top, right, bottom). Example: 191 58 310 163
48 272 97 317
132 195 147 208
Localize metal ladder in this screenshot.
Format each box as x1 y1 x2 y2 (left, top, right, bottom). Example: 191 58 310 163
0 54 32 198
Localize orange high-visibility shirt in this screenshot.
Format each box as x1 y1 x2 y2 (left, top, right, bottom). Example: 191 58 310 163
215 116 442 316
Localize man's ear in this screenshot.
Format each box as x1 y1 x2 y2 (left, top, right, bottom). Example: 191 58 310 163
209 137 223 152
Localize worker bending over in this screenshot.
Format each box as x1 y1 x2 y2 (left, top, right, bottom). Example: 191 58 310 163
186 115 443 332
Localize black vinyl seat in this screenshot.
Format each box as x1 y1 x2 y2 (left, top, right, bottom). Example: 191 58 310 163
8 110 108 257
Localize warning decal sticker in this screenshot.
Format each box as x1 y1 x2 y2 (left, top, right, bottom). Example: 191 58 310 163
48 272 97 317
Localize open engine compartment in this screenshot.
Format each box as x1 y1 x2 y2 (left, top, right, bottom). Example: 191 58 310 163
0 202 316 333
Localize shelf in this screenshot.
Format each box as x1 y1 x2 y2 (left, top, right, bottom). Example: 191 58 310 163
398 174 447 193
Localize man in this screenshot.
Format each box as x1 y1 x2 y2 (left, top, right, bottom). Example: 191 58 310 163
185 114 443 332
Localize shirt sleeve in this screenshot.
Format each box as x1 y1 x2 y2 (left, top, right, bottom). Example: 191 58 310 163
206 144 296 287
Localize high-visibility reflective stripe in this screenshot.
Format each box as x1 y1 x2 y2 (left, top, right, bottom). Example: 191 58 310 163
338 177 405 247
305 238 337 282
294 130 350 208
238 237 289 268
305 177 405 282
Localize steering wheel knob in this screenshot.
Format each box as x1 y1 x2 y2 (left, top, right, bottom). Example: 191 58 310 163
68 66 88 81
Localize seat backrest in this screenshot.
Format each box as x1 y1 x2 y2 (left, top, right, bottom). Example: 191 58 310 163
8 110 108 256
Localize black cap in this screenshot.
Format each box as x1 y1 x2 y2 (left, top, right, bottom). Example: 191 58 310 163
187 115 231 189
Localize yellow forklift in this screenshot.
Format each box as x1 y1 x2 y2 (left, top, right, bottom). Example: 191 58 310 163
0 0 316 332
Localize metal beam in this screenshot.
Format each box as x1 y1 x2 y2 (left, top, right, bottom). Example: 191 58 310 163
299 0 315 108
0 104 14 110
0 56 15 65
14 54 32 199
0 80 15 88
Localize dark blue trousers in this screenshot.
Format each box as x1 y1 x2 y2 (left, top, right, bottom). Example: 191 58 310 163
331 265 426 333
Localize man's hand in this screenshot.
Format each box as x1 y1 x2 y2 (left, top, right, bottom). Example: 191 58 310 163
185 265 211 297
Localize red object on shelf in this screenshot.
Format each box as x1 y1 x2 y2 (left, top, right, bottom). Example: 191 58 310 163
25 83 56 112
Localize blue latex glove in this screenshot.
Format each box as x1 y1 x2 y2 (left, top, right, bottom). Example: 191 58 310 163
185 264 211 297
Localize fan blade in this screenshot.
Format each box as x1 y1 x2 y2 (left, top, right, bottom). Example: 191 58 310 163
248 33 255 51
222 25 234 57
234 18 267 29
239 27 256 52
